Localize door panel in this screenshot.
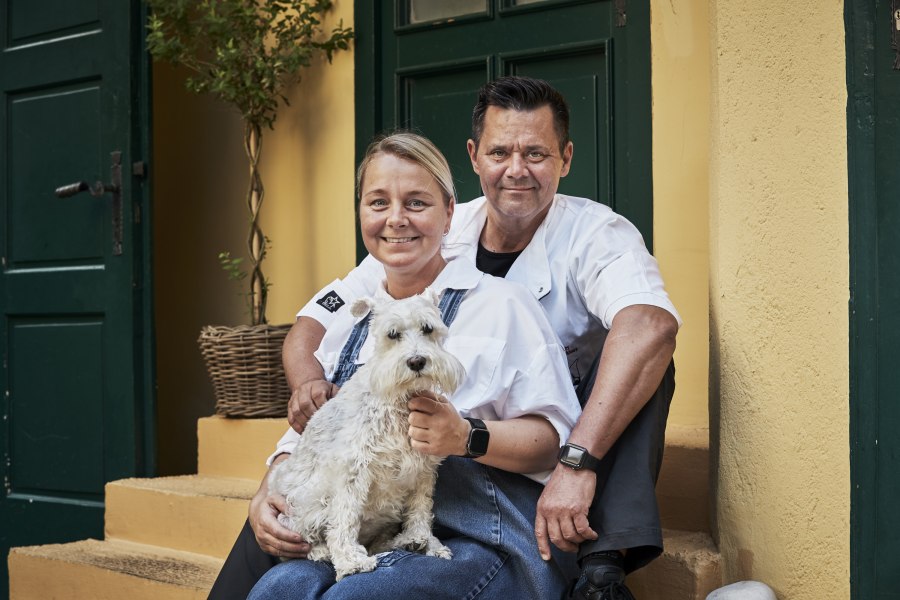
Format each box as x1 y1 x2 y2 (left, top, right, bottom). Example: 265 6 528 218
848 1 900 597
356 0 652 255
10 85 106 262
0 0 152 594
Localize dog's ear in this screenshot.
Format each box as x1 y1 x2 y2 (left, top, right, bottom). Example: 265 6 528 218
421 287 441 307
350 297 376 318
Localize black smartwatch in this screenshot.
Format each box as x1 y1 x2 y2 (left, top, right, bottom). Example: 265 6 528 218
463 417 490 458
558 443 601 472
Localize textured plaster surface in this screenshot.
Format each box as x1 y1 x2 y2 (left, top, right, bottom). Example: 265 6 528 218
263 1 357 325
652 0 712 430
708 2 849 598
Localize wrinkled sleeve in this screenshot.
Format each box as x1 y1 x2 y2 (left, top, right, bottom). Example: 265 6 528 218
296 255 385 328
266 427 301 466
574 213 681 329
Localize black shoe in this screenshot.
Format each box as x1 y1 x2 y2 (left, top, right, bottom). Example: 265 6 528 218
569 551 636 600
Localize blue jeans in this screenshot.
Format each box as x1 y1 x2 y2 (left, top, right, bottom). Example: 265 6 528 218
248 458 577 599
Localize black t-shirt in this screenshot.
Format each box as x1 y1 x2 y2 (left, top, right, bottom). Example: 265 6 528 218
476 242 522 278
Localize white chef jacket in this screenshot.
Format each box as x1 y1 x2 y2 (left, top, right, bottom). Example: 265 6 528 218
273 257 582 484
299 194 681 389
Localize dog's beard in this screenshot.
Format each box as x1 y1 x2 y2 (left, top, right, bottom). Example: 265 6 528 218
368 353 465 401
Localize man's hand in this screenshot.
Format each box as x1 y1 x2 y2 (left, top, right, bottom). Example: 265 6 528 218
407 392 468 457
248 486 310 559
535 464 599 560
287 380 339 434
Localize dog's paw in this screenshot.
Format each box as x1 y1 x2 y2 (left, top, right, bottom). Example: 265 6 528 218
333 554 377 581
392 532 452 559
391 531 429 553
424 536 453 560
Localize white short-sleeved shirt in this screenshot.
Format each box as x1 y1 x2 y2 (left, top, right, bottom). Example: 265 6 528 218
300 194 681 388
274 257 582 484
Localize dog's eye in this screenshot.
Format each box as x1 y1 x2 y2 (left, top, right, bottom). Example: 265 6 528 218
387 329 401 340
421 323 433 335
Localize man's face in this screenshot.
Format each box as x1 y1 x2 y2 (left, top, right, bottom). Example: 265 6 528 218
467 105 573 228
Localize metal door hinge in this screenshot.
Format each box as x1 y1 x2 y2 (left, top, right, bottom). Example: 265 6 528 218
615 0 626 27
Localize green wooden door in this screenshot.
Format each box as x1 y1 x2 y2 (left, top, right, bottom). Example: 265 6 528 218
355 0 653 248
848 2 900 598
0 0 153 593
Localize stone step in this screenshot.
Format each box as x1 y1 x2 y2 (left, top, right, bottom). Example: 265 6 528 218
197 416 712 533
197 416 286 480
658 425 711 533
627 529 722 600
8 539 221 600
105 475 256 559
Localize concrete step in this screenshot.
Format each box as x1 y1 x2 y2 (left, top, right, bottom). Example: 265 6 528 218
197 416 286 480
8 539 221 600
658 425 710 533
105 475 256 559
627 529 722 600
197 417 712 533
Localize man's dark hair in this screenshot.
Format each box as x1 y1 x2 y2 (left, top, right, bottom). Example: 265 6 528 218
471 76 570 153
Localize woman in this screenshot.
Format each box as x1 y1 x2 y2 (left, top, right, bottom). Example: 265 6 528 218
248 133 581 599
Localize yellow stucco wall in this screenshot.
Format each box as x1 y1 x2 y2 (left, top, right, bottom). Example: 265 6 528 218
651 0 710 431
707 2 850 597
261 1 357 325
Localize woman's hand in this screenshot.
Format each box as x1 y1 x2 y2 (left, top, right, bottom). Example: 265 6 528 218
407 392 469 457
248 456 311 559
287 379 339 434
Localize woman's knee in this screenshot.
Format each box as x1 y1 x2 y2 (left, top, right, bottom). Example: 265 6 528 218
247 560 334 600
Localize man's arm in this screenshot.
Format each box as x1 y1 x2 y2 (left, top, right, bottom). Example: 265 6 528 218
248 453 310 558
283 317 333 434
534 304 677 559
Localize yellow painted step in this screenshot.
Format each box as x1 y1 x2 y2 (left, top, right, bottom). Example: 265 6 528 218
105 475 256 559
197 417 712 532
627 529 721 600
197 416 287 480
9 539 221 600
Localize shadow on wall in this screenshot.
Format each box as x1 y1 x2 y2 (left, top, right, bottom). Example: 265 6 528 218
152 62 249 476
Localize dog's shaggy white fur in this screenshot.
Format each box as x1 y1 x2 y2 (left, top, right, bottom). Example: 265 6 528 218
269 289 466 580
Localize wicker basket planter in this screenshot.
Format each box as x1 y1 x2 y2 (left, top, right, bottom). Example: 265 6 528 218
198 323 292 417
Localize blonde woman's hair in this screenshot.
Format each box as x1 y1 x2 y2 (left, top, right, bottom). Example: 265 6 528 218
356 132 456 206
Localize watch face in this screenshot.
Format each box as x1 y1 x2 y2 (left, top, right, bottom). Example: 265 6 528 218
468 428 490 455
561 445 586 468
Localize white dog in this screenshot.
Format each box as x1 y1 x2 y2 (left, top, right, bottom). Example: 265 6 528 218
269 289 466 580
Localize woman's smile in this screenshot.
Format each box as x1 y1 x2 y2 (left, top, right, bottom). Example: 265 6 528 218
358 152 454 297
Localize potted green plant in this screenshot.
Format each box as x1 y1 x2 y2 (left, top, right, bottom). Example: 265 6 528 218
147 0 353 416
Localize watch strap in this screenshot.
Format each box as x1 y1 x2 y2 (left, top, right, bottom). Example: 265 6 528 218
558 443 602 472
463 417 489 458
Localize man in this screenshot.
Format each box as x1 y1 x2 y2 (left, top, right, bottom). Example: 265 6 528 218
211 76 679 600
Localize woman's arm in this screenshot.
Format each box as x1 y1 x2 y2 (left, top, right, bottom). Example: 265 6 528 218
284 317 335 433
407 395 560 474
285 257 387 433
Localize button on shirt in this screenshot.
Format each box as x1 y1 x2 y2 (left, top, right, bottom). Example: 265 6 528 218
300 194 681 389
274 257 582 484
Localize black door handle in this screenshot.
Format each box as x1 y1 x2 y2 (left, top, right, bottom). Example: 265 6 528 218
54 151 123 255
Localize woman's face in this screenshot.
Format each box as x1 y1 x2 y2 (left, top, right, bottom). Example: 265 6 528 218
359 153 453 285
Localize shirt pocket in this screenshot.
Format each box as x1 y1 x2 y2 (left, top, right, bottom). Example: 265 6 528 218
443 335 505 414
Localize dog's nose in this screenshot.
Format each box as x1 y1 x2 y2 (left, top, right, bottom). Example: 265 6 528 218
407 356 427 372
